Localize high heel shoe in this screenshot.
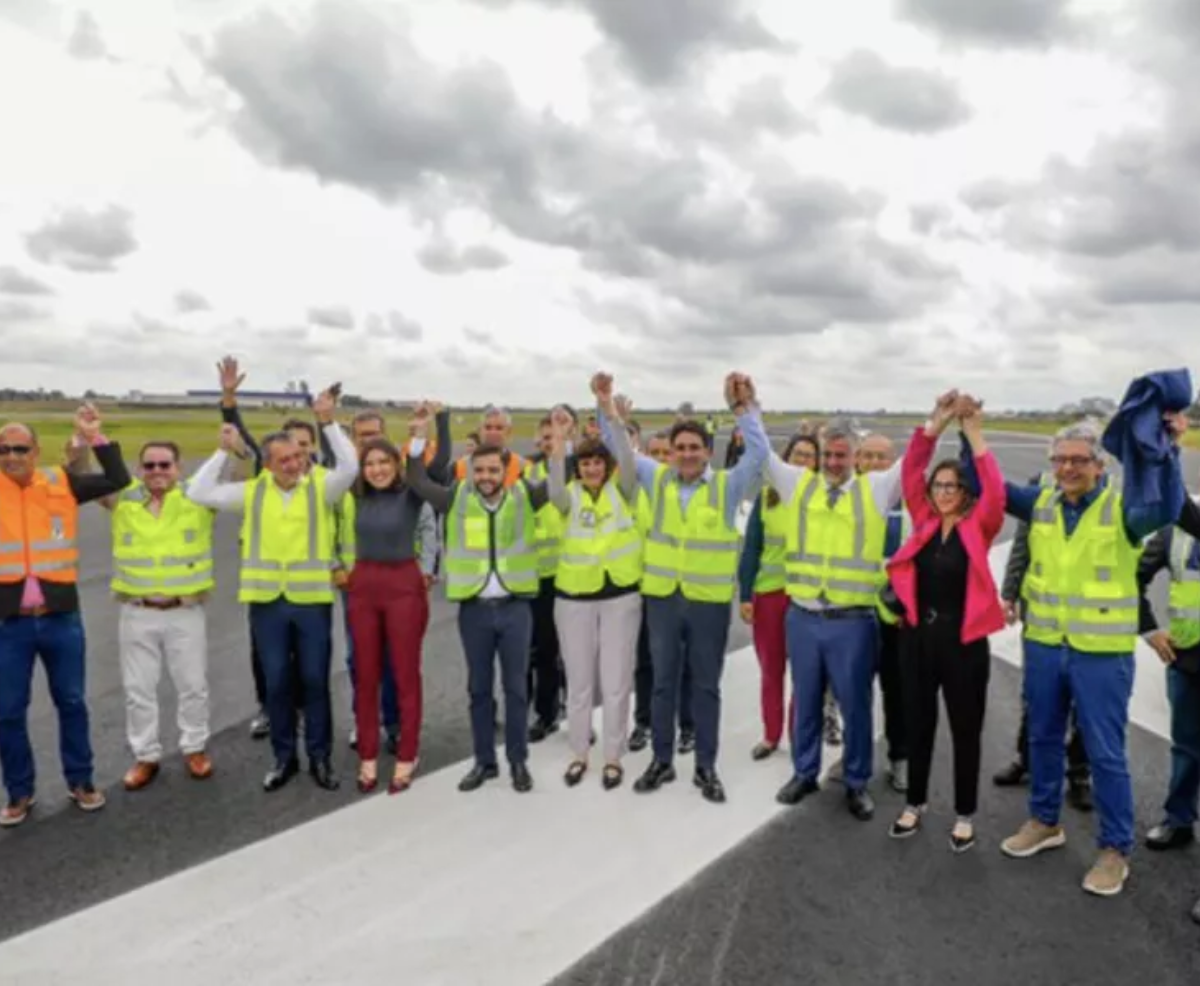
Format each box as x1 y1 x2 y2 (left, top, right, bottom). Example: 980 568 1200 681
389 761 417 795
357 761 379 794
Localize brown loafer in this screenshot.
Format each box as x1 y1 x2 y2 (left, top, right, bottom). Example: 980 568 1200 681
123 761 160 791
0 795 35 827
185 752 214 780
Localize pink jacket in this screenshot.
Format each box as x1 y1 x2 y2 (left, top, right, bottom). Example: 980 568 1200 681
885 428 1006 644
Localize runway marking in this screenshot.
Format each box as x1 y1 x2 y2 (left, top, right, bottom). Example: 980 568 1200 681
0 542 1172 986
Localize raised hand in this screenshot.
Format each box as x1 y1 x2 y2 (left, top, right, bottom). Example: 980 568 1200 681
1164 409 1188 443
591 371 615 404
219 423 242 452
311 388 336 424
550 405 573 436
74 402 101 440
409 402 431 438
927 389 960 434
613 393 633 421
217 355 245 394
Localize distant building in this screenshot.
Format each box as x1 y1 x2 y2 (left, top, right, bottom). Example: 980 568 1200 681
125 389 311 409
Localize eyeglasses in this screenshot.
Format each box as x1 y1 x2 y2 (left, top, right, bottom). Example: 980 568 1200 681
0 445 32 456
931 481 962 494
1050 455 1094 468
141 460 174 471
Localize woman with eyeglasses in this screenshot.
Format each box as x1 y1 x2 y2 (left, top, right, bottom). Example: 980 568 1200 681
738 434 818 759
885 393 1006 851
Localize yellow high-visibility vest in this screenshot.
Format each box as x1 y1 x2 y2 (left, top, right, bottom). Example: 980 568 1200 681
1168 527 1200 649
111 481 215 597
753 490 788 595
555 480 642 595
238 472 335 605
443 483 538 600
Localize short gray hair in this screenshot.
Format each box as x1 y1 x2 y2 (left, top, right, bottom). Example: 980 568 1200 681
823 416 859 448
1051 419 1104 461
481 404 511 426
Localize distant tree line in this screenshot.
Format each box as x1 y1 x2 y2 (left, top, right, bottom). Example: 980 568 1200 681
0 387 69 402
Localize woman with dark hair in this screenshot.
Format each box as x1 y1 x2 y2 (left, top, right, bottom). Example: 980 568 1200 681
546 403 642 789
738 434 819 759
346 434 432 794
885 394 1005 851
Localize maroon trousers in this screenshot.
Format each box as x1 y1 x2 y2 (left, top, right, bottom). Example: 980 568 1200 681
752 589 795 747
347 559 429 762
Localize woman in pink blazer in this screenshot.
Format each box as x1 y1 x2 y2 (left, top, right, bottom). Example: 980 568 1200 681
885 395 1006 852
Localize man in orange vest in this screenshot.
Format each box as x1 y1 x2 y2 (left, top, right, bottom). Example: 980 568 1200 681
449 405 525 487
0 404 132 827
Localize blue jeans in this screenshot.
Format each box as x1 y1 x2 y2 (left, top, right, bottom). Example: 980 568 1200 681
250 600 334 765
1164 665 1200 828
1025 641 1135 854
0 612 93 801
645 593 730 771
342 591 397 736
786 606 879 791
458 598 532 768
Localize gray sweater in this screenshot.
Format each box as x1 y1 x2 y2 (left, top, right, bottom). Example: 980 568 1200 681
354 487 438 572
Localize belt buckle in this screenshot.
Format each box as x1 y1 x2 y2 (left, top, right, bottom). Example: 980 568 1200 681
923 608 938 625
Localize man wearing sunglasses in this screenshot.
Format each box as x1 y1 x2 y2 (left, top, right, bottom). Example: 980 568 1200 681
101 442 218 792
0 404 131 827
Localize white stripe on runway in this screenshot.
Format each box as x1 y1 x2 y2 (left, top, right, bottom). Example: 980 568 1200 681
0 542 1172 986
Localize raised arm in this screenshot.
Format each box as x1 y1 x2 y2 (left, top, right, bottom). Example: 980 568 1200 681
593 372 657 494
310 390 358 504
184 426 249 512
406 411 456 514
61 405 131 505
600 390 639 504
722 391 769 509
1120 409 1191 543
958 399 1005 541
217 356 263 474
737 496 765 605
428 407 452 482
546 406 571 515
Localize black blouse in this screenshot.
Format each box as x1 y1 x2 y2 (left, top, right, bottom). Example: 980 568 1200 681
914 525 969 619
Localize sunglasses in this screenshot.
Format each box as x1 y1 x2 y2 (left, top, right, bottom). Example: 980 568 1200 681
141 460 174 471
0 445 32 456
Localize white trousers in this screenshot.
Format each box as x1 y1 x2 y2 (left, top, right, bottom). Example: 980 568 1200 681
118 603 210 761
555 594 641 762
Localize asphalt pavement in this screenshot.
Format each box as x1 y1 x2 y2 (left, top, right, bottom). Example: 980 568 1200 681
1 425 1198 984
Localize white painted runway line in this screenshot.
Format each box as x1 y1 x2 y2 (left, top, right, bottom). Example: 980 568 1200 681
0 541 1172 986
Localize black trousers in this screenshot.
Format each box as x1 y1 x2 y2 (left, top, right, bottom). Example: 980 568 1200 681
527 578 562 725
878 622 907 763
249 612 304 711
634 606 694 731
901 619 990 817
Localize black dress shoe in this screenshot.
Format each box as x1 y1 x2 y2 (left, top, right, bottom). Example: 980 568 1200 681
633 760 676 793
309 759 339 791
511 762 533 793
263 758 299 792
677 729 696 755
993 762 1027 787
1145 823 1195 851
628 725 650 752
776 776 820 806
1067 779 1094 813
458 763 500 792
751 742 778 762
693 767 726 803
528 719 558 743
847 788 875 821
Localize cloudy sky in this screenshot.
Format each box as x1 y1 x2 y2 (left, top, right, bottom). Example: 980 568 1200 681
0 0 1197 411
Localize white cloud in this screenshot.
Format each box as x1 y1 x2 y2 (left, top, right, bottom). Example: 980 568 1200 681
0 0 1192 411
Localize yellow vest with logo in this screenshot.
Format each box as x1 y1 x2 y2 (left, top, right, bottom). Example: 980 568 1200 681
1168 526 1200 649
784 473 886 608
641 467 738 603
555 480 642 595
443 482 538 600
112 481 215 597
876 507 912 625
238 471 335 604
753 490 788 595
1022 486 1140 653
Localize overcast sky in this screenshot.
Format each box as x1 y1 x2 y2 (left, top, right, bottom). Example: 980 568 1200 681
0 0 1197 411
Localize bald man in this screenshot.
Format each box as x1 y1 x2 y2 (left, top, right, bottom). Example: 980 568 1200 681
858 433 908 793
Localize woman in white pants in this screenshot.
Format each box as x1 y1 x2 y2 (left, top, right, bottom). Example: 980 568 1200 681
546 397 642 790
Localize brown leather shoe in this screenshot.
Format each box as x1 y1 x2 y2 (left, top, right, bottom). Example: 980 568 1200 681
123 761 159 791
185 752 213 780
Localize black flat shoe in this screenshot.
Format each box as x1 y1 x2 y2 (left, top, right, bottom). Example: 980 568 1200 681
776 776 819 806
564 761 587 787
263 758 299 793
847 788 875 821
529 719 558 743
309 758 339 791
950 826 976 853
992 762 1027 787
602 764 624 790
889 809 923 839
1145 823 1195 851
751 742 777 762
512 762 533 793
628 725 650 752
633 760 676 793
458 763 500 792
677 729 696 755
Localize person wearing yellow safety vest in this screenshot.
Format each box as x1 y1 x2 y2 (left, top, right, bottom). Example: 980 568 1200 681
405 408 553 795
767 412 908 821
737 434 817 761
858 432 910 795
544 405 641 789
998 413 1195 898
186 389 358 794
1136 487 1200 861
598 371 769 804
626 425 695 753
105 440 217 792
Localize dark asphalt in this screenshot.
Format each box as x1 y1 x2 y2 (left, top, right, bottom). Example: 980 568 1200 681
2 425 1198 980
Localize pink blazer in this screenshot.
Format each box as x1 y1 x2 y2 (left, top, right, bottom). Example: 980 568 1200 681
885 428 1006 644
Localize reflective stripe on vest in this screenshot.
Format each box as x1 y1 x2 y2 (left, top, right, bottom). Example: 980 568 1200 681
555 481 643 595
1022 486 1140 653
443 483 538 600
533 500 563 579
0 466 80 582
753 490 788 595
785 473 885 608
238 473 334 604
1168 527 1200 649
641 468 738 603
111 481 215 596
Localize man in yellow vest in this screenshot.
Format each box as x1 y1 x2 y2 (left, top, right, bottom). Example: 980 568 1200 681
106 440 217 791
405 410 551 793
598 371 768 804
999 416 1194 896
186 390 358 792
767 412 909 821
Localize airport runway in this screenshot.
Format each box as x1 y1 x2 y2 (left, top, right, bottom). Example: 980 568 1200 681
1 424 1198 985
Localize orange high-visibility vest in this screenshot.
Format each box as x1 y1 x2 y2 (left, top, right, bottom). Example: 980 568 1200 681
455 452 524 488
401 438 437 465
0 467 80 584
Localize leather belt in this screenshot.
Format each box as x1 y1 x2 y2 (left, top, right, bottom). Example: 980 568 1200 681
129 598 184 610
803 606 874 621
